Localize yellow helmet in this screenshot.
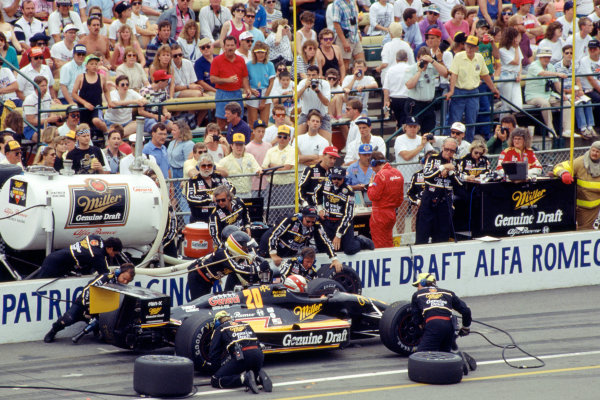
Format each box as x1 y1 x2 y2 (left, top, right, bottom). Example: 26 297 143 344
213 310 231 324
412 273 436 287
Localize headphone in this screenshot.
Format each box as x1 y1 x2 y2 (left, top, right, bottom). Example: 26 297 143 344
114 268 121 277
370 159 386 168
420 273 432 287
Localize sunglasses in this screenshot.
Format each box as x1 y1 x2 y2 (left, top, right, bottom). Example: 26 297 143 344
215 198 228 203
304 219 316 225
245 39 254 43
119 82 129 87
274 113 286 117
32 56 44 60
331 177 343 181
450 130 463 135
564 51 573 55
502 11 513 15
36 42 47 46
172 53 183 58
235 8 245 12
195 150 207 154
132 1 141 4
48 153 57 157
327 77 337 81
200 163 213 168
69 113 80 118
278 135 289 139
473 151 483 156
245 14 256 18
277 68 286 72
200 45 211 50
75 52 86 56
126 53 137 57
322 37 333 42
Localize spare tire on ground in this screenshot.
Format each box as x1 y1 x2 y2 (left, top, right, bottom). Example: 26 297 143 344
408 351 464 384
316 264 362 294
306 278 345 296
133 355 194 397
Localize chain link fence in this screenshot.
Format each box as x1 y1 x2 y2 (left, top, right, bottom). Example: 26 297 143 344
167 146 589 235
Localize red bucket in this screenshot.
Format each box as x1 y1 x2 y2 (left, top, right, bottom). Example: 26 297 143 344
182 222 213 258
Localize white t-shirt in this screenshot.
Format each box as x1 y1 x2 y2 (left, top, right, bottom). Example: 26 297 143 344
130 12 149 36
537 38 564 65
269 79 295 115
383 62 410 98
394 134 424 181
177 36 201 62
142 0 174 23
298 78 330 116
394 0 424 20
297 133 329 156
105 89 142 124
346 119 359 148
578 55 600 92
0 67 17 101
556 15 578 40
368 2 395 36
380 38 415 83
264 124 295 144
17 64 55 98
344 135 386 165
171 58 198 87
567 33 591 62
14 17 46 44
588 12 600 23
499 46 523 76
578 0 594 15
50 41 75 62
207 146 225 163
235 50 251 64
115 63 147 91
341 74 377 112
108 19 137 41
23 91 52 119
47 10 84 37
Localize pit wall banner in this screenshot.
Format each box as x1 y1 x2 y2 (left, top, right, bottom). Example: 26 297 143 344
2 230 600 344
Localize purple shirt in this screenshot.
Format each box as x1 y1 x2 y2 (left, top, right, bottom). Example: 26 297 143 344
520 34 533 68
418 19 450 42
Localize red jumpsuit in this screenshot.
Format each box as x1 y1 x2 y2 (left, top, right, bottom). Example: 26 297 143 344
367 163 404 248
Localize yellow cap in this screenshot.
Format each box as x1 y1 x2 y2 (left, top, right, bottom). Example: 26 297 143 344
466 35 479 46
232 133 246 143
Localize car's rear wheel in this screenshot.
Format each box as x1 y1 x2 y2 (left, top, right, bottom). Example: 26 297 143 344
133 355 194 397
408 351 464 384
174 313 215 373
306 278 345 296
317 265 362 294
379 301 423 356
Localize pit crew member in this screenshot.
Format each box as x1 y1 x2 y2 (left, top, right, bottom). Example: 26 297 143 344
279 247 318 280
207 310 272 393
298 145 340 207
411 272 471 352
208 185 251 248
44 263 135 343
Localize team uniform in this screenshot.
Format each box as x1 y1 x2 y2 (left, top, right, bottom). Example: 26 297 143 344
208 197 251 248
457 154 490 179
415 153 462 244
163 204 178 257
279 257 318 280
411 285 472 352
407 168 425 206
38 235 110 278
298 162 328 207
185 172 234 223
367 163 404 248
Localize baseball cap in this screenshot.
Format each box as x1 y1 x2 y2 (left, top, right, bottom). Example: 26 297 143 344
323 145 340 158
127 134 144 143
301 206 318 218
84 54 101 64
115 1 131 14
412 272 436 287
519 0 534 6
239 31 253 41
466 35 479 46
66 131 77 140
406 116 419 126
232 133 246 143
63 24 79 33
454 32 467 44
536 47 553 57
56 0 71 5
426 27 442 38
198 37 211 47
355 116 371 126
153 69 172 81
451 122 466 133
589 40 600 49
277 125 291 135
30 32 50 43
65 105 79 114
30 47 43 57
73 44 86 54
476 19 490 29
358 143 373 154
6 140 21 152
330 166 346 179
425 4 440 14
563 0 573 10
253 119 267 129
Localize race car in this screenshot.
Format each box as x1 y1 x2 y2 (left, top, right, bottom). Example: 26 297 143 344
90 276 423 372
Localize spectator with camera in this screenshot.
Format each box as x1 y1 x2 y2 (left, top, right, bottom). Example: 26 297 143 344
487 115 516 154
297 65 331 140
332 0 365 71
340 60 378 115
199 0 232 50
204 122 230 163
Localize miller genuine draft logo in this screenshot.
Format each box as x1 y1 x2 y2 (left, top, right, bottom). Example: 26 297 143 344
8 179 27 206
293 304 323 321
512 189 546 210
66 179 129 228
148 307 162 315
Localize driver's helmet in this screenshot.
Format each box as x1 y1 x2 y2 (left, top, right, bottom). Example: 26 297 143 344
224 231 257 260
284 274 308 293
221 225 241 243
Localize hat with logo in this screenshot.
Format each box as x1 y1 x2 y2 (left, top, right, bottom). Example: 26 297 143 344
114 1 131 14
358 143 373 154
536 47 553 57
277 125 291 135
451 122 466 133
323 145 340 158
425 4 440 14
239 31 253 41
412 272 436 287
65 105 79 115
589 40 600 49
466 35 479 46
63 24 79 33
476 19 490 29
330 166 346 179
406 116 419 126
30 47 43 57
6 140 21 152
253 119 267 128
355 116 371 126
232 133 246 143
198 37 211 47
426 27 442 38
153 69 172 81
301 206 318 218
66 131 77 140
454 32 467 44
56 0 72 5
73 44 87 54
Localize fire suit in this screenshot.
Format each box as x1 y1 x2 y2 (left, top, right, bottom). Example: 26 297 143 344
163 204 178 258
208 320 264 389
208 197 251 247
298 162 329 206
407 168 425 206
38 235 110 278
411 285 472 352
185 172 234 223
496 147 542 176
366 163 404 248
279 257 318 280
457 154 490 179
415 153 462 244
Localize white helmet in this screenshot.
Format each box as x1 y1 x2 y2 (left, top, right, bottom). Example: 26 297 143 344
284 274 308 293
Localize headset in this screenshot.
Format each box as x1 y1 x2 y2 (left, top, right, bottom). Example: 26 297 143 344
420 273 432 287
370 159 386 168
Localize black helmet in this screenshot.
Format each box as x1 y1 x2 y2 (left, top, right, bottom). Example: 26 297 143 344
221 225 241 242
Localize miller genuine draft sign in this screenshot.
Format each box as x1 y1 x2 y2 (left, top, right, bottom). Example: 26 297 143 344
66 178 129 228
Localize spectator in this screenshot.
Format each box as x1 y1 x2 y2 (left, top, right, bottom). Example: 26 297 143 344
488 115 516 154
168 120 194 219
316 28 346 83
19 32 53 71
539 22 566 64
341 98 363 149
244 5 266 45
0 32 18 73
22 76 62 142
115 46 149 91
210 35 251 130
110 24 146 69
332 0 364 71
48 1 84 43
138 69 174 133
157 0 195 40
266 18 293 66
219 3 249 45
496 127 542 176
440 32 466 91
473 19 499 138
79 16 111 64
17 46 56 101
377 22 414 84
149 44 175 98
296 11 317 54
430 0 461 23
83 6 107 35
198 0 232 49
261 126 295 223
415 26 444 67
368 0 394 38
0 132 15 163
248 0 267 33
394 116 428 181
383 49 411 128
265 104 294 144
246 120 272 196
72 54 113 134
0 57 18 105
216 132 262 197
36 146 58 169
405 46 448 133
57 105 80 136
516 0 544 42
67 123 108 174
89 0 115 23
444 5 470 43
143 122 170 178
589 0 600 22
495 7 512 30
401 8 424 49
446 35 499 142
508 14 533 70
567 17 594 62
131 0 156 48
193 38 217 95
51 135 67 170
224 102 252 144
142 0 173 24
498 27 523 113
14 0 45 52
394 0 423 23
0 12 22 54
183 142 207 178
419 5 450 42
478 0 500 27
64 129 77 154
145 21 177 67
457 140 491 181
346 143 375 191
50 25 78 72
177 20 202 62
103 129 126 173
297 65 331 139
108 2 136 47
525 47 572 138
1 140 24 169
298 111 330 166
246 41 275 129
556 2 576 40
579 40 600 126
344 117 386 166
269 68 295 118
204 122 230 163
264 0 281 33
170 43 204 98
105 75 146 136
296 39 320 80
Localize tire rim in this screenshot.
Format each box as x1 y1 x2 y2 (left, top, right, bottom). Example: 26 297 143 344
398 313 422 347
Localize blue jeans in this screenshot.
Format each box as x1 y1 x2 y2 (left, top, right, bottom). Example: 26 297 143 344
171 167 190 225
476 82 493 140
575 101 595 130
448 88 479 142
215 89 243 119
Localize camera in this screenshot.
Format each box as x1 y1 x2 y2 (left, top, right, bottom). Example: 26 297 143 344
355 70 363 78
425 133 434 141
545 79 554 92
418 60 427 69
310 79 319 90
213 134 220 141
158 4 169 10
501 127 509 135
212 25 221 39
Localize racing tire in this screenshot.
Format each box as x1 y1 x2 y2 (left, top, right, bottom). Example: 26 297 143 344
408 351 464 384
133 355 194 397
317 265 363 294
174 313 215 373
306 278 345 296
379 301 422 356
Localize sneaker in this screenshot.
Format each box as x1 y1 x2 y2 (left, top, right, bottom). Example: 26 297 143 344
582 129 594 139
257 369 273 392
244 371 259 394
44 329 56 343
561 130 581 138
590 127 600 137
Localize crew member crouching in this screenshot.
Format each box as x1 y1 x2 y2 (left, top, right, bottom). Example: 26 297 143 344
279 247 318 280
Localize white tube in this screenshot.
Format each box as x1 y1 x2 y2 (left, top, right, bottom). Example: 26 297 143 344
163 254 186 264
134 259 196 276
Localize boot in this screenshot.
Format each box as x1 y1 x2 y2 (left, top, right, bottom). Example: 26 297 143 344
257 369 272 392
243 370 259 394
357 235 375 250
44 328 57 343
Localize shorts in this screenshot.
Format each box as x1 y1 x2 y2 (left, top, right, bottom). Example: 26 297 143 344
298 112 331 132
107 119 132 128
144 117 171 133
335 37 363 60
23 125 36 140
215 89 243 119
78 106 102 126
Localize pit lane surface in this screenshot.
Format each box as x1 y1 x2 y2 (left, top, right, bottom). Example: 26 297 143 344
0 285 599 400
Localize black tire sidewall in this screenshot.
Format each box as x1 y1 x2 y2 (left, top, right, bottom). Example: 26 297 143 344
134 355 194 396
174 313 215 372
379 302 422 356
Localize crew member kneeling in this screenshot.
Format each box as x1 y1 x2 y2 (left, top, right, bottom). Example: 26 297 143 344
411 272 471 352
208 311 272 393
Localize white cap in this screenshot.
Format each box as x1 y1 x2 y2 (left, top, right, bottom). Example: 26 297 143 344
127 134 143 143
451 122 466 133
239 31 253 41
63 24 79 32
536 47 553 57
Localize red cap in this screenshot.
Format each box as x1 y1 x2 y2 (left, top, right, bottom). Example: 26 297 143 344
518 0 534 5
30 47 44 57
153 69 172 81
323 146 340 158
427 28 442 38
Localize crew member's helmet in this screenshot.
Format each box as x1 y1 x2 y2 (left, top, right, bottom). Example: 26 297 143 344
284 274 308 293
225 231 257 260
213 310 231 327
412 272 436 287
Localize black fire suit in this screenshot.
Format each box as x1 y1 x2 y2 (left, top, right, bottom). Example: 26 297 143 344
208 197 251 248
163 204 178 258
407 168 425 206
258 215 336 259
415 153 462 244
411 285 472 352
208 320 264 389
313 179 369 255
38 235 110 278
185 172 234 223
298 162 329 207
187 248 261 300
456 154 491 179
279 257 318 280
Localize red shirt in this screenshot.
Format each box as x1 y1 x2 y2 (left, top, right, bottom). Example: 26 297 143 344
210 53 248 91
19 47 52 68
367 163 404 210
496 147 542 174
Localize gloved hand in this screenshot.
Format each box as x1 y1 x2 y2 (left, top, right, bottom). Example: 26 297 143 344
259 260 271 272
561 171 574 185
458 326 470 337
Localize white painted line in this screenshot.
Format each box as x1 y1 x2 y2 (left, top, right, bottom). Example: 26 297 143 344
61 373 83 378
